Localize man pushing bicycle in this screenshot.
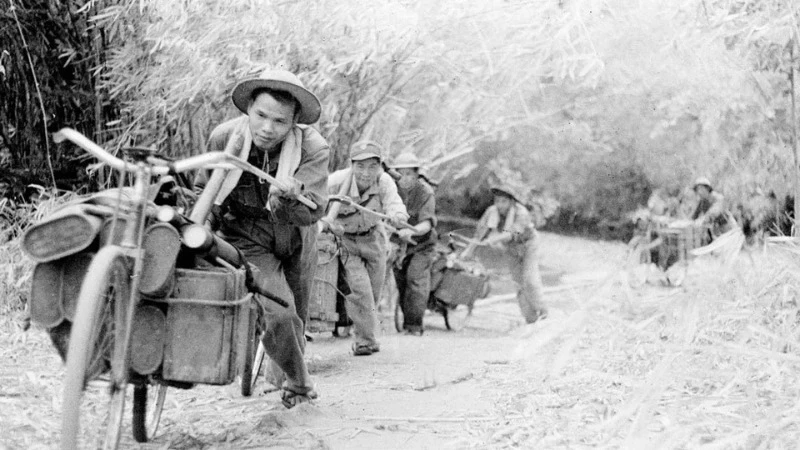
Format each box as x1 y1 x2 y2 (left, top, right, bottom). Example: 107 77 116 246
196 69 328 408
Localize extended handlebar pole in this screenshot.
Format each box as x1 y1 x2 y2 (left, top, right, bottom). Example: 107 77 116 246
52 128 136 173
328 194 414 229
328 194 417 244
52 128 318 216
212 156 317 210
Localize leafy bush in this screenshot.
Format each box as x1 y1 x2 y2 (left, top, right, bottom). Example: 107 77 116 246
4 0 800 240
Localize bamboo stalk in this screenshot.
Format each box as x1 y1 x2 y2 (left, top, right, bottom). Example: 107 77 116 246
10 0 57 189
91 0 105 188
791 41 800 236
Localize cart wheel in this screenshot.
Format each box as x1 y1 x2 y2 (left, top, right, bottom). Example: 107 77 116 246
132 383 167 443
240 304 261 397
61 247 132 450
443 302 471 331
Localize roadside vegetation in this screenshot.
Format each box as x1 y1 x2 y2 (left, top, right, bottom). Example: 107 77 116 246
478 243 800 448
2 0 799 229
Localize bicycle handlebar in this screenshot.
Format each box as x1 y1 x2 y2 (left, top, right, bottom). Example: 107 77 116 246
328 194 414 229
52 128 317 210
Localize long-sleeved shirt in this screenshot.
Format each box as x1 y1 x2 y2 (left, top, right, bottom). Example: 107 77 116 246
691 191 725 222
394 178 437 251
327 169 408 234
197 116 329 226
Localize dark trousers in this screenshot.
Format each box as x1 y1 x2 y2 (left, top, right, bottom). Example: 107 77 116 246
393 249 434 331
221 216 316 393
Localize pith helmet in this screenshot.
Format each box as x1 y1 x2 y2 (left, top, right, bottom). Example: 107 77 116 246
693 176 713 191
490 183 524 204
231 69 321 124
391 152 422 169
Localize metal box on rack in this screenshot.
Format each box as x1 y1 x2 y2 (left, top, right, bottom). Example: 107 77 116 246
659 225 708 261
162 266 250 385
308 233 339 332
432 259 490 307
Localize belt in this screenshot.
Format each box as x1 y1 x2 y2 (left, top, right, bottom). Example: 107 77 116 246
345 227 375 237
229 203 271 219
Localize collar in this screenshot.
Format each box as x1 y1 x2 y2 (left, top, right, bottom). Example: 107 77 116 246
349 175 380 203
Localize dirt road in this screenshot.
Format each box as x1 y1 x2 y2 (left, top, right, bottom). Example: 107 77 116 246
9 232 796 449
0 232 623 449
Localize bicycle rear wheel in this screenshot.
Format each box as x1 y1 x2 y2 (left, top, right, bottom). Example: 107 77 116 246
443 303 471 331
243 341 266 395
132 383 167 443
61 247 132 450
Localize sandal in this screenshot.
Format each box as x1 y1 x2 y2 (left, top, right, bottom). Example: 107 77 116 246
527 309 549 324
352 343 379 356
280 387 318 409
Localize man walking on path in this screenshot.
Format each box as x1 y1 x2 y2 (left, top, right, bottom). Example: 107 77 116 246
196 69 328 407
322 143 409 355
390 152 437 336
691 176 731 240
474 183 548 324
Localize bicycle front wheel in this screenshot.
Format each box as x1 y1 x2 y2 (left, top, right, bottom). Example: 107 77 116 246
61 247 132 450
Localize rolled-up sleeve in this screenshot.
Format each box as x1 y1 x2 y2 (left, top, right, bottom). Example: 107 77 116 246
271 140 330 226
194 126 228 191
706 193 725 218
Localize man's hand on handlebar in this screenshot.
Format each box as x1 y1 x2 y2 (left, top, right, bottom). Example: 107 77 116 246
396 228 416 241
269 177 303 201
320 217 344 236
389 213 410 229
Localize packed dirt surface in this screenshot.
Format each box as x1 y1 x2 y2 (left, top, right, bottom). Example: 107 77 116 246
3 232 799 449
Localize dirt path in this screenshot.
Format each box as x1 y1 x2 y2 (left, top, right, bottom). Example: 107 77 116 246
0 233 625 449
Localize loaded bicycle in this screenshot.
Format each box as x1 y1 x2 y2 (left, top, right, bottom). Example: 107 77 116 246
625 213 711 287
20 128 307 449
384 229 491 332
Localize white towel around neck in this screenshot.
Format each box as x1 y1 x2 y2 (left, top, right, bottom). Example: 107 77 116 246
214 119 304 207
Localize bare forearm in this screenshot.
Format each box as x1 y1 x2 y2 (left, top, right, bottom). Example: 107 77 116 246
484 231 512 245
410 219 432 235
